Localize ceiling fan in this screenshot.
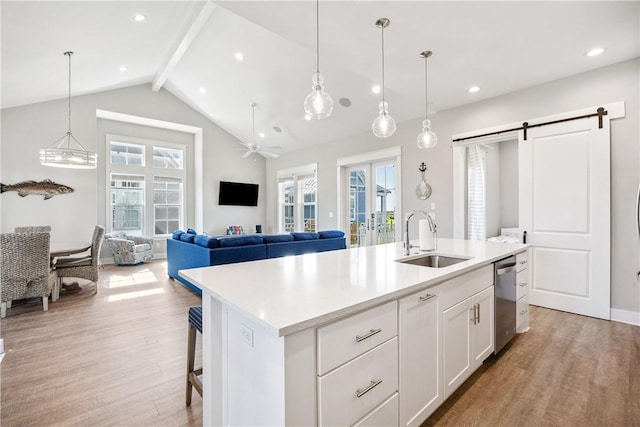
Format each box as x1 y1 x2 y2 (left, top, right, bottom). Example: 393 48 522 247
240 103 280 159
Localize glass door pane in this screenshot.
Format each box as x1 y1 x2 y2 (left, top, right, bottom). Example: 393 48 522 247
374 162 396 244
348 166 368 247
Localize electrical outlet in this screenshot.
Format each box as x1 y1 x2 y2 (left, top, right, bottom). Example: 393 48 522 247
240 324 254 347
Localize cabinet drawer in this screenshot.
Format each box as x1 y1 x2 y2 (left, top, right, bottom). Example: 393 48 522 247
516 294 530 333
353 393 399 427
318 300 397 375
441 265 493 310
516 270 529 300
318 337 399 426
516 250 529 274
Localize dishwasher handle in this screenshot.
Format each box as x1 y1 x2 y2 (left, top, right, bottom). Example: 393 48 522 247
496 265 517 275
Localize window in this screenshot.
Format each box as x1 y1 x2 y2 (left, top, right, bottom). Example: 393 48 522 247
154 177 183 235
111 174 144 233
277 164 317 233
107 135 186 238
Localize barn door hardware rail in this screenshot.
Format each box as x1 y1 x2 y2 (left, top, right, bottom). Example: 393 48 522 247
452 107 607 143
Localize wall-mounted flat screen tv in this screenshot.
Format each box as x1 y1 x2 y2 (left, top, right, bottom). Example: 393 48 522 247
218 181 259 206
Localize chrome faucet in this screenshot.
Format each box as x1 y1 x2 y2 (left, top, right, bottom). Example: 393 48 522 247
404 210 437 256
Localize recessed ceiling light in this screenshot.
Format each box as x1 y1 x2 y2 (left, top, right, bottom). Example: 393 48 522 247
134 14 145 22
371 85 381 94
339 97 352 107
235 52 244 61
586 47 604 57
468 86 480 93
119 66 127 72
259 132 265 138
273 126 282 133
198 87 206 94
304 114 311 121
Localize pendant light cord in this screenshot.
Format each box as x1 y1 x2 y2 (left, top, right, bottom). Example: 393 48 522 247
381 24 386 102
316 0 320 74
424 55 428 120
67 51 72 134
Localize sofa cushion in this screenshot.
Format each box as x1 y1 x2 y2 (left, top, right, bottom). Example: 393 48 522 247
263 234 294 243
291 232 319 241
172 230 185 240
194 235 221 249
186 228 197 235
218 235 264 247
318 230 345 239
179 233 196 243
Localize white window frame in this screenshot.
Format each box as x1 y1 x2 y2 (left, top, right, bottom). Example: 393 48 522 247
106 134 187 238
277 163 317 233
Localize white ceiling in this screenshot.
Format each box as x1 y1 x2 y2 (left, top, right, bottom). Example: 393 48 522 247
2 1 639 156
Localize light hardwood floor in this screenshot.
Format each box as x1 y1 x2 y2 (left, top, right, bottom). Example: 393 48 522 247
2 261 638 426
1 260 202 426
425 305 640 426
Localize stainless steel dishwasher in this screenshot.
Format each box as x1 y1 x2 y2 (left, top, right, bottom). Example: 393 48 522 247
494 255 517 354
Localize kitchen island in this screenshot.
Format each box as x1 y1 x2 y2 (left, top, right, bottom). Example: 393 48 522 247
181 238 528 426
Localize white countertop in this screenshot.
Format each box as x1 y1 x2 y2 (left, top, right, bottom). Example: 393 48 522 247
180 238 528 337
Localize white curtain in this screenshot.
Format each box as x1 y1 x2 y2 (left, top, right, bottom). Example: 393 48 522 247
467 145 488 240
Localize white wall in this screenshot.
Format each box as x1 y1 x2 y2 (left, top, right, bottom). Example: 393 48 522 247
1 83 266 242
499 140 519 229
266 58 640 314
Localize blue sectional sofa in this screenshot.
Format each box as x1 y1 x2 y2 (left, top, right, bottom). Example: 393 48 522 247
167 229 347 294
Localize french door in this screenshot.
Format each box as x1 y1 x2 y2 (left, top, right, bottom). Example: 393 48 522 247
346 160 397 247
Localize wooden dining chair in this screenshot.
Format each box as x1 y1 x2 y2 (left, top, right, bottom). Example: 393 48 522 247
54 225 105 296
0 232 56 317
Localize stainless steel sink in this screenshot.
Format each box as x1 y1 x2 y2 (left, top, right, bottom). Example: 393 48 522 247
396 254 470 268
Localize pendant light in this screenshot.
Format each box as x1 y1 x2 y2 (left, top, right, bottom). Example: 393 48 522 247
303 0 333 120
416 50 438 149
40 51 97 169
372 18 396 138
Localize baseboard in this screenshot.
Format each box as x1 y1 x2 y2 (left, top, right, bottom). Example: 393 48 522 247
610 308 640 326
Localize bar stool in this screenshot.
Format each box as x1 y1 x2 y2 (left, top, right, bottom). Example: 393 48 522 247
186 306 203 406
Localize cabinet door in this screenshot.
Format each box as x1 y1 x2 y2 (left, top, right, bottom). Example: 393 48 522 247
442 297 473 399
471 286 494 368
399 286 442 426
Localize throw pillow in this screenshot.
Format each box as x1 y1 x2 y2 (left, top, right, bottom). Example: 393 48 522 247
218 235 264 247
318 230 345 239
179 233 196 243
186 228 197 235
172 230 185 240
262 234 294 243
194 235 220 249
291 232 320 241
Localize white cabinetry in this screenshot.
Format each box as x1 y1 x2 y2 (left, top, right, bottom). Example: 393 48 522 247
317 301 398 426
441 265 494 399
516 250 530 333
398 285 443 427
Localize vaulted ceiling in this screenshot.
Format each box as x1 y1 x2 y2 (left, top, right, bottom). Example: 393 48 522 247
2 1 638 156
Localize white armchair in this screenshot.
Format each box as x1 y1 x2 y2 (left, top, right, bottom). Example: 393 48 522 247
105 232 154 266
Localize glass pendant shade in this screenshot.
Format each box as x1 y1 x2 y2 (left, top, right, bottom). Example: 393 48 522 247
372 101 396 138
416 119 438 149
304 72 333 119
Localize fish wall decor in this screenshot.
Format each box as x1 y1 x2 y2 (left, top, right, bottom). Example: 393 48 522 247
0 179 74 200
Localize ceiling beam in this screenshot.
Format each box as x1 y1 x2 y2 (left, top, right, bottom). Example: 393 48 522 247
152 1 217 92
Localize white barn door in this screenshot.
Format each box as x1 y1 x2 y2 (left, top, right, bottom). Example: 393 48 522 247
519 115 610 320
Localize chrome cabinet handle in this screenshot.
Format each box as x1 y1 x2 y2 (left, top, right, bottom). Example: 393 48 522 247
519 260 528 265
419 294 436 302
519 282 527 287
356 379 382 398
476 303 480 323
355 328 382 342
